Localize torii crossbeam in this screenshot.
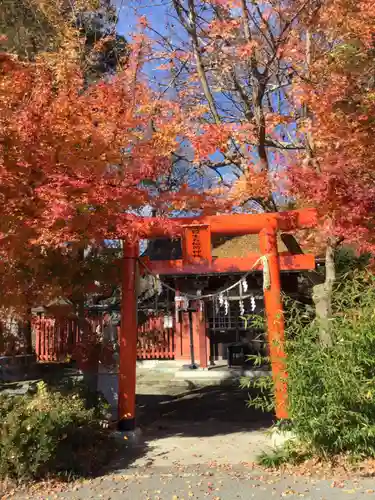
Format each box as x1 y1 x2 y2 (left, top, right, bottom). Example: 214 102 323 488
118 208 317 430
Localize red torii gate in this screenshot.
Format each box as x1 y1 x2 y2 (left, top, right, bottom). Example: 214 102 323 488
118 208 317 430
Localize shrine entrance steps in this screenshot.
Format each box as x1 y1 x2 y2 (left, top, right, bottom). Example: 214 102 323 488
136 359 270 386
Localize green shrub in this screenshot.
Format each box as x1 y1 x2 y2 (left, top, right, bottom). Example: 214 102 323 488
0 381 112 481
243 270 375 459
256 443 311 468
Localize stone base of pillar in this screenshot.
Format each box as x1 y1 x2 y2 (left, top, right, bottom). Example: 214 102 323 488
118 417 136 431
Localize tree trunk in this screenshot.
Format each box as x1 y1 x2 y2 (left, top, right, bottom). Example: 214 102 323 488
302 28 334 345
73 246 98 394
23 307 33 355
312 240 336 347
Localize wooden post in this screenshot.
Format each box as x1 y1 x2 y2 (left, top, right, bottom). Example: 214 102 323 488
195 303 208 368
259 226 289 420
118 240 138 431
174 283 184 360
174 314 183 359
180 311 193 361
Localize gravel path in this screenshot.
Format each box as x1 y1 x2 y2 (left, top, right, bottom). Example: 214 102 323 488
17 466 375 499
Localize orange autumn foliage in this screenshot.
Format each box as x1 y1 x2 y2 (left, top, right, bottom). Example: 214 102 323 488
287 0 375 250
0 52 180 248
0 32 190 311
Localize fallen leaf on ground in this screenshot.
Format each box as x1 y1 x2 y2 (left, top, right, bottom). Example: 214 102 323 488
281 490 297 497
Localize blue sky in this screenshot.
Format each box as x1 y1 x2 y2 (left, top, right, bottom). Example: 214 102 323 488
115 1 168 38
112 1 294 210
114 1 238 191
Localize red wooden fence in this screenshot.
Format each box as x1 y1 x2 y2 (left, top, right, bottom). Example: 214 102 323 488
137 316 175 360
33 316 81 362
33 314 175 362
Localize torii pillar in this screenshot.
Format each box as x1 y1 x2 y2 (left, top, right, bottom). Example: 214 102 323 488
118 240 138 431
259 226 288 419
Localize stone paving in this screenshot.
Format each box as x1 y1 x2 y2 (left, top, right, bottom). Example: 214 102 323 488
8 367 375 499
40 468 375 500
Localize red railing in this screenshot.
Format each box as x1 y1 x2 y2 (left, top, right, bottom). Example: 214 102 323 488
33 314 175 362
33 316 81 362
137 315 175 360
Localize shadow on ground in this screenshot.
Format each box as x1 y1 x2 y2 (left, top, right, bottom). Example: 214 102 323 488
101 383 273 475
136 383 274 435
1 363 274 477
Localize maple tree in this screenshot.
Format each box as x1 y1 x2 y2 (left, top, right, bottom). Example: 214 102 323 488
134 0 375 343
0 3 229 331
283 0 375 343
288 0 375 248
0 15 195 316
138 0 321 211
140 0 374 208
